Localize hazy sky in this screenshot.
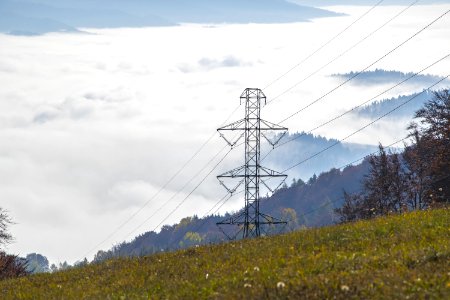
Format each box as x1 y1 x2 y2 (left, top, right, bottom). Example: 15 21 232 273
1 3 449 264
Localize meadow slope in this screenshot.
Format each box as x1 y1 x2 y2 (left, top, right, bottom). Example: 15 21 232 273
1 209 449 299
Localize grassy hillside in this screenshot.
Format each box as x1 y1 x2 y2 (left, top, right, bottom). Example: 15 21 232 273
1 209 449 299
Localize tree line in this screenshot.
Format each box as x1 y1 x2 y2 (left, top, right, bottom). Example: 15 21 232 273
336 89 449 222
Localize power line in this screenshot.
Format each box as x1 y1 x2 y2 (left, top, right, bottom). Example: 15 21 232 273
124 147 233 241
191 190 244 237
277 8 450 124
149 148 233 234
262 0 386 91
80 105 240 259
155 0 398 243
81 3 447 260
127 6 449 248
272 53 449 152
281 75 449 173
177 134 447 243
159 6 449 245
158 136 447 250
260 53 449 163
336 136 410 170
266 0 420 106
155 1 404 243
297 173 450 222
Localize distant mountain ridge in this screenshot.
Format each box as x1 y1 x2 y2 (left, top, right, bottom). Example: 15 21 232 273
331 69 448 87
0 0 340 35
290 0 450 6
264 132 377 180
352 90 432 120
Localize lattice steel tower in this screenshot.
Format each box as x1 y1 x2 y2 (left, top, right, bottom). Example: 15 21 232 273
217 88 288 239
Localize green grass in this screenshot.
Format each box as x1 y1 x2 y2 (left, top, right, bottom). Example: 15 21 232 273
2 209 449 299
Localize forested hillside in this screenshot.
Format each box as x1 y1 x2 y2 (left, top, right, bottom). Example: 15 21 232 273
93 160 369 261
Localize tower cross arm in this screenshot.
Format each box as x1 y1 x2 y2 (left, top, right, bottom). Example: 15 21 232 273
217 165 246 179
259 166 287 178
217 119 246 131
259 119 288 131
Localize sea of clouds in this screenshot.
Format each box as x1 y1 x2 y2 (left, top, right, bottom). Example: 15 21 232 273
0 4 449 264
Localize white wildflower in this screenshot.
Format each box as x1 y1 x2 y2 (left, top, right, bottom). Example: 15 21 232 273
341 285 350 292
277 281 286 289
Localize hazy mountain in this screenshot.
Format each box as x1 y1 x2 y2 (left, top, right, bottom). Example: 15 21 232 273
290 0 450 6
263 132 378 181
0 0 340 35
352 91 433 120
331 69 448 87
0 0 174 35
0 10 78 36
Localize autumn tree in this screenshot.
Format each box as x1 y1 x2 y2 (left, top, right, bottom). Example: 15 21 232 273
408 89 449 204
336 145 409 221
403 128 432 209
363 145 408 215
335 191 368 222
336 89 449 222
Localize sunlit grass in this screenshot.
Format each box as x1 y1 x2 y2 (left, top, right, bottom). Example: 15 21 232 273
1 208 449 299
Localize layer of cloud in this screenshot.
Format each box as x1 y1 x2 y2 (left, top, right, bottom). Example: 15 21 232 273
0 4 449 264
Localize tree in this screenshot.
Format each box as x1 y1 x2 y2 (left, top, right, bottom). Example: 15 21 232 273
179 231 203 248
0 208 13 248
25 253 50 273
363 145 407 215
336 145 408 221
0 252 28 280
0 208 28 280
336 90 449 223
410 89 450 204
335 191 368 222
280 208 299 232
74 258 88 268
403 128 432 210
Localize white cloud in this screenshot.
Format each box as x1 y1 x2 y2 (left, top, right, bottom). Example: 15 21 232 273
0 4 449 264
177 55 253 73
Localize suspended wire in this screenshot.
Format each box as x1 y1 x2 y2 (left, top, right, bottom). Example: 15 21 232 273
148 148 234 234
336 136 410 170
86 0 378 253
123 147 233 241
165 189 242 249
197 137 445 239
190 190 244 238
277 8 450 124
145 8 449 250
281 75 449 173
260 53 450 162
296 172 450 222
81 3 448 260
80 105 240 260
262 0 386 91
158 7 449 247
265 0 420 106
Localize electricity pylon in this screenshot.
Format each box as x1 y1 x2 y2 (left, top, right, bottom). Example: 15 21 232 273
216 88 288 239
